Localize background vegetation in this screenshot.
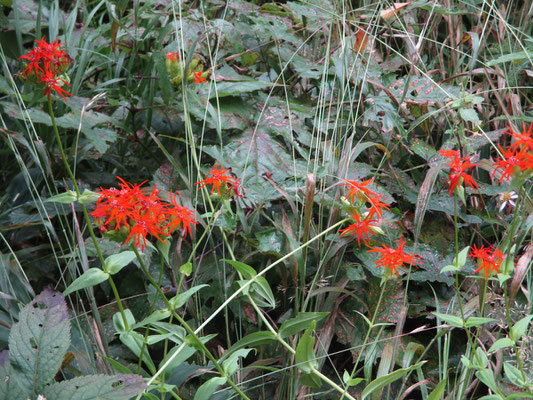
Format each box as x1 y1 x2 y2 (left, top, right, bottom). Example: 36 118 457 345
0 0 532 399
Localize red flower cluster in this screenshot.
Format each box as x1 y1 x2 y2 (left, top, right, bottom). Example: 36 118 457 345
492 123 533 182
19 37 72 101
438 150 478 196
165 52 180 62
91 177 196 251
193 71 207 84
469 245 504 278
367 237 422 277
195 164 240 196
339 178 420 277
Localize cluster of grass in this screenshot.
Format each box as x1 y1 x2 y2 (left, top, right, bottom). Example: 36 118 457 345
0 0 532 399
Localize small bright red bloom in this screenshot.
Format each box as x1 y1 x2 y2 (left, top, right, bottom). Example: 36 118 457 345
339 209 378 246
492 146 531 182
195 164 237 195
166 191 197 239
41 68 72 101
366 193 391 219
342 178 378 204
193 71 207 84
469 244 504 278
367 237 421 277
166 52 180 62
506 123 533 153
438 149 478 196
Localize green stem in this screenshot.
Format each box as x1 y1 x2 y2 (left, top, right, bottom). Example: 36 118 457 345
48 99 130 331
131 245 252 400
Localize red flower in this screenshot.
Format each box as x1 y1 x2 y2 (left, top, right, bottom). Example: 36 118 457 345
506 123 533 153
366 193 391 219
91 177 196 251
492 146 531 182
41 68 72 101
367 237 421 277
339 209 378 246
469 245 504 278
165 52 180 62
438 149 478 196
195 164 237 195
19 37 70 78
193 71 207 84
166 191 197 239
342 178 377 204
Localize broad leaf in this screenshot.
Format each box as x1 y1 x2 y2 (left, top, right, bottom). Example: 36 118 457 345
43 374 147 400
8 289 70 397
279 312 329 339
63 268 109 296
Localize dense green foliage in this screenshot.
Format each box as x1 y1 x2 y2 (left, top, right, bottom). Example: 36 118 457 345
0 0 532 399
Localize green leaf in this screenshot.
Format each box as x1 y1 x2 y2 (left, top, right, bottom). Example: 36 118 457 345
46 190 77 204
487 51 533 66
454 246 470 268
224 331 276 355
119 331 156 374
169 285 209 309
427 379 446 400
112 309 136 333
63 268 110 296
222 348 254 376
440 264 458 273
465 317 496 328
180 262 193 276
8 289 70 396
504 362 526 387
157 237 171 264
43 374 147 400
473 347 488 370
193 376 226 400
510 315 533 342
488 338 514 353
279 312 329 339
105 251 136 275
224 259 257 279
433 312 464 328
252 276 276 308
77 189 97 204
475 369 499 393
295 321 318 375
203 81 272 98
459 108 481 124
361 362 426 399
343 370 365 387
506 393 533 399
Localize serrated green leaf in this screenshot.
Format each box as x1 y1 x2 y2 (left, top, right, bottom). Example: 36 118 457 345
105 251 136 275
465 317 496 328
63 268 109 296
43 374 147 400
46 190 77 204
510 315 533 342
279 312 329 339
433 312 464 328
8 289 70 396
361 362 426 399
